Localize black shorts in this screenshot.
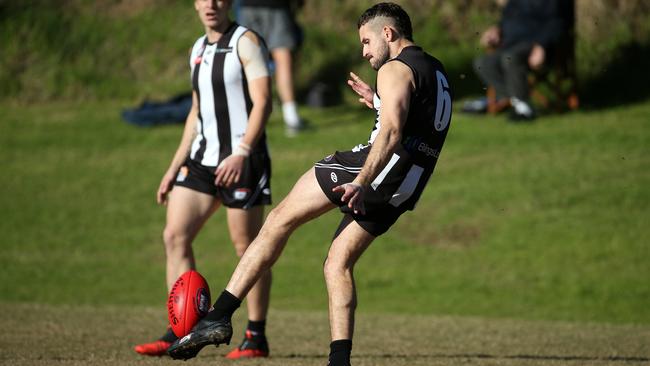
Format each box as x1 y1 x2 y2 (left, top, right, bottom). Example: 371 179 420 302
174 153 272 209
314 147 415 237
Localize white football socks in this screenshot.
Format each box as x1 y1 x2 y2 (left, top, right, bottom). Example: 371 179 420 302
510 97 534 117
282 101 302 129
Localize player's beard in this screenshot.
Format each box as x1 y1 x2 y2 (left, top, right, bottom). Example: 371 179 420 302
370 41 390 70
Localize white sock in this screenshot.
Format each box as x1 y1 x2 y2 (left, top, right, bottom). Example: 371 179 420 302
510 97 533 117
282 101 302 128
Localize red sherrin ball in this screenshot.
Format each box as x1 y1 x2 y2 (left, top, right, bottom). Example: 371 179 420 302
167 270 211 337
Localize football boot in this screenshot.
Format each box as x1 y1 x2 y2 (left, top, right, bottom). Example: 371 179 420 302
167 316 233 360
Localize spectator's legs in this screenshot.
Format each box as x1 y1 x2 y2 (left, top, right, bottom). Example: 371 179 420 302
272 48 302 130
499 42 533 101
474 52 508 99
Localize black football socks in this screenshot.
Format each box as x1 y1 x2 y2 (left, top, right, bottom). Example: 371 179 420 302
204 290 242 321
328 339 352 366
160 327 178 342
247 319 266 336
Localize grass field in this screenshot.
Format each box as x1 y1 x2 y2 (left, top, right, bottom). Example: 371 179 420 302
1 99 649 364
3 303 649 366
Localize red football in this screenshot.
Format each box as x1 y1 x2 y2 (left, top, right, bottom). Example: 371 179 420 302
167 270 211 337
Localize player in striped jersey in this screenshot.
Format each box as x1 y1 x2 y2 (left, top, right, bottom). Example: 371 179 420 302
168 3 453 365
134 0 273 359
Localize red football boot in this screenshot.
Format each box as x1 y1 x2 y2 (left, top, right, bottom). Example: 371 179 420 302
134 327 177 356
225 330 269 359
134 340 172 356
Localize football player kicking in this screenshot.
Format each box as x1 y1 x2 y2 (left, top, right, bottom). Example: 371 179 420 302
167 3 453 365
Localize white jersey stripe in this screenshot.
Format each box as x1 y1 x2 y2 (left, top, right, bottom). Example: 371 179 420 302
198 43 219 166
370 153 400 190
188 25 257 167
389 164 424 207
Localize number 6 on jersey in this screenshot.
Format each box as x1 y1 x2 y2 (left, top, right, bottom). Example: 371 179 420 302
433 70 451 132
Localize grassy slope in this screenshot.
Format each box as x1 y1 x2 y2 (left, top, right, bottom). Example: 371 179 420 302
2 303 649 365
0 99 648 325
5 1 649 104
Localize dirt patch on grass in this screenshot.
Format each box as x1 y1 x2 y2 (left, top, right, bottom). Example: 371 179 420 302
1 303 649 366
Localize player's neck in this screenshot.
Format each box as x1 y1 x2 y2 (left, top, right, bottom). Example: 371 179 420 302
205 19 232 43
390 39 416 58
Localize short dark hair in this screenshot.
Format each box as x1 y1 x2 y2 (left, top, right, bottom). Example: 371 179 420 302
357 2 413 41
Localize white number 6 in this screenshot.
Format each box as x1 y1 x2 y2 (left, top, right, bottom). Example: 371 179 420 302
434 70 451 132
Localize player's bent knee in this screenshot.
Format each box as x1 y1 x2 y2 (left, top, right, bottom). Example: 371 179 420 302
323 257 352 281
263 206 296 234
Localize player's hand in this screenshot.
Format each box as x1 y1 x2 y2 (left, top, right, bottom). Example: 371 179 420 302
332 182 366 215
157 171 176 206
215 155 245 188
528 44 545 70
480 25 500 48
347 72 374 109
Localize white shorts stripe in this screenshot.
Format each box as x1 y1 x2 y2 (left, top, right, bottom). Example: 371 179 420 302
314 162 362 173
243 171 268 210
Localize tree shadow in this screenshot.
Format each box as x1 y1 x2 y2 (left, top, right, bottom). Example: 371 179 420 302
579 42 650 109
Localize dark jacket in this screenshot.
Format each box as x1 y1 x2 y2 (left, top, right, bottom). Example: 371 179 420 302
500 0 568 49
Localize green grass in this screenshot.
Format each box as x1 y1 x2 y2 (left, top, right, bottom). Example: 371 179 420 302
1 99 648 325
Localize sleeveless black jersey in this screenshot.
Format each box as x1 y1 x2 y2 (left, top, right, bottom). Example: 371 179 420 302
360 46 452 210
189 23 269 167
315 45 452 216
370 46 452 172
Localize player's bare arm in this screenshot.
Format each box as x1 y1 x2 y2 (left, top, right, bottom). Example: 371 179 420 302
215 31 272 188
334 61 414 214
157 91 200 205
347 72 374 109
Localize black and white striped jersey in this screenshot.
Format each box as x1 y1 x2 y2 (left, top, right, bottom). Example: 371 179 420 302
188 23 269 167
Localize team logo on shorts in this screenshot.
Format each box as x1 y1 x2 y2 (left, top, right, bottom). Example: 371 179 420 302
262 188 271 196
176 166 189 182
324 154 333 162
234 188 251 200
330 172 338 183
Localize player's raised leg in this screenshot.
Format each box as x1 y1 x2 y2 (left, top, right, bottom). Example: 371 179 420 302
226 168 335 297
168 168 336 360
324 216 375 366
